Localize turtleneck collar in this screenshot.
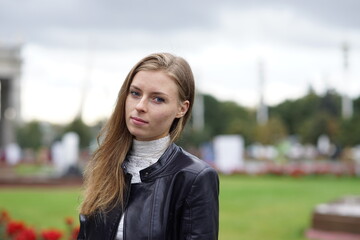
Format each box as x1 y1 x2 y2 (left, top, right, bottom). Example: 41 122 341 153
130 135 171 158
126 135 171 183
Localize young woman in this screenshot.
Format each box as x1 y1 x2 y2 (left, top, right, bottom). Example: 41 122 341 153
78 53 219 240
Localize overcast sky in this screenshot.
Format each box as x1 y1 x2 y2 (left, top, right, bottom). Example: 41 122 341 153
1 0 359 124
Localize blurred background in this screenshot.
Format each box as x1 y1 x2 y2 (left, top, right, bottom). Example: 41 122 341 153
1 0 360 240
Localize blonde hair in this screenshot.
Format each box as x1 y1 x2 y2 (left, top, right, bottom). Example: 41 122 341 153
80 53 195 215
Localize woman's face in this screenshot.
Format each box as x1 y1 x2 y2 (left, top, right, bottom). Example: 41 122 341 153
125 70 189 141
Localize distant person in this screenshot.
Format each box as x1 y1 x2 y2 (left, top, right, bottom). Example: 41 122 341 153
77 53 219 240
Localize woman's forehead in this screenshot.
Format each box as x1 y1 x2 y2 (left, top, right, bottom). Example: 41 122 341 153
131 70 178 93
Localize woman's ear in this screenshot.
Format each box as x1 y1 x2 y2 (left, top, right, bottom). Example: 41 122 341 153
176 100 190 118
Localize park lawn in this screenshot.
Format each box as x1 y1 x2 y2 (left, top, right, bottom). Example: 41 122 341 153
0 175 359 239
0 187 82 232
219 175 360 240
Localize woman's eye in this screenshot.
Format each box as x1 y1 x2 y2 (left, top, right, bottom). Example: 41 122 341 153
130 91 140 97
154 97 165 103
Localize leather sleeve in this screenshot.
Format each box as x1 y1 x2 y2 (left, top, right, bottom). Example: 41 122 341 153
182 167 219 240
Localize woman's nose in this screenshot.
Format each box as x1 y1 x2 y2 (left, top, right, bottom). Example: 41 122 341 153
135 97 147 112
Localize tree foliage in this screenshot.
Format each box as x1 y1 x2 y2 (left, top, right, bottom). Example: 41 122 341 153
182 89 360 147
337 115 360 146
254 117 288 144
298 112 339 144
271 89 345 143
63 117 93 149
203 94 256 144
16 121 43 150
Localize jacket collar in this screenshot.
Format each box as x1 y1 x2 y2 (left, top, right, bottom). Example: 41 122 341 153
139 143 180 182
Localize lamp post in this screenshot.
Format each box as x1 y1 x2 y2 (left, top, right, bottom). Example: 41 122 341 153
257 59 268 125
341 42 353 119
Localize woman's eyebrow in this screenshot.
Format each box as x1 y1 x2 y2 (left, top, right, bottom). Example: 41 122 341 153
130 84 169 97
129 85 141 91
151 91 169 97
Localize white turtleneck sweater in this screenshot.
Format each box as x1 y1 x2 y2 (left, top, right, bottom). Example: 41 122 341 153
116 135 170 240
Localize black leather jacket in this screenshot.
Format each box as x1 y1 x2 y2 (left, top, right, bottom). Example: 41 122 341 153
78 143 219 240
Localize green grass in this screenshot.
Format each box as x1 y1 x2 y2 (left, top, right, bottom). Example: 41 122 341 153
219 175 360 240
0 175 359 239
0 187 81 232
14 165 57 176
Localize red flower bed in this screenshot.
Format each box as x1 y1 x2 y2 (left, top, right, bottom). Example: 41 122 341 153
41 229 63 240
14 228 36 240
0 209 79 240
6 221 25 236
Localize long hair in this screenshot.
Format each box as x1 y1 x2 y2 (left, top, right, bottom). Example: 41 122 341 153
80 53 195 215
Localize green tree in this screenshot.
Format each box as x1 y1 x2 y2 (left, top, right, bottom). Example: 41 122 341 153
319 89 341 117
353 96 360 115
180 91 359 148
16 121 43 150
337 114 360 146
298 112 340 144
254 117 288 145
63 117 93 149
271 89 321 135
271 89 342 143
203 94 226 137
177 125 212 149
179 94 255 147
203 94 254 138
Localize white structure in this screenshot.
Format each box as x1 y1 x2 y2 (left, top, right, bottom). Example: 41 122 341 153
5 142 21 165
317 134 331 156
213 135 244 173
0 43 22 149
193 91 204 131
257 60 268 125
52 132 80 175
353 145 360 176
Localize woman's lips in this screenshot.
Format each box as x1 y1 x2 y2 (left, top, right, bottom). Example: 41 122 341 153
130 116 148 125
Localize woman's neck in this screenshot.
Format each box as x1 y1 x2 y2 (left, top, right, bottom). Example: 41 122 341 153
131 135 171 159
